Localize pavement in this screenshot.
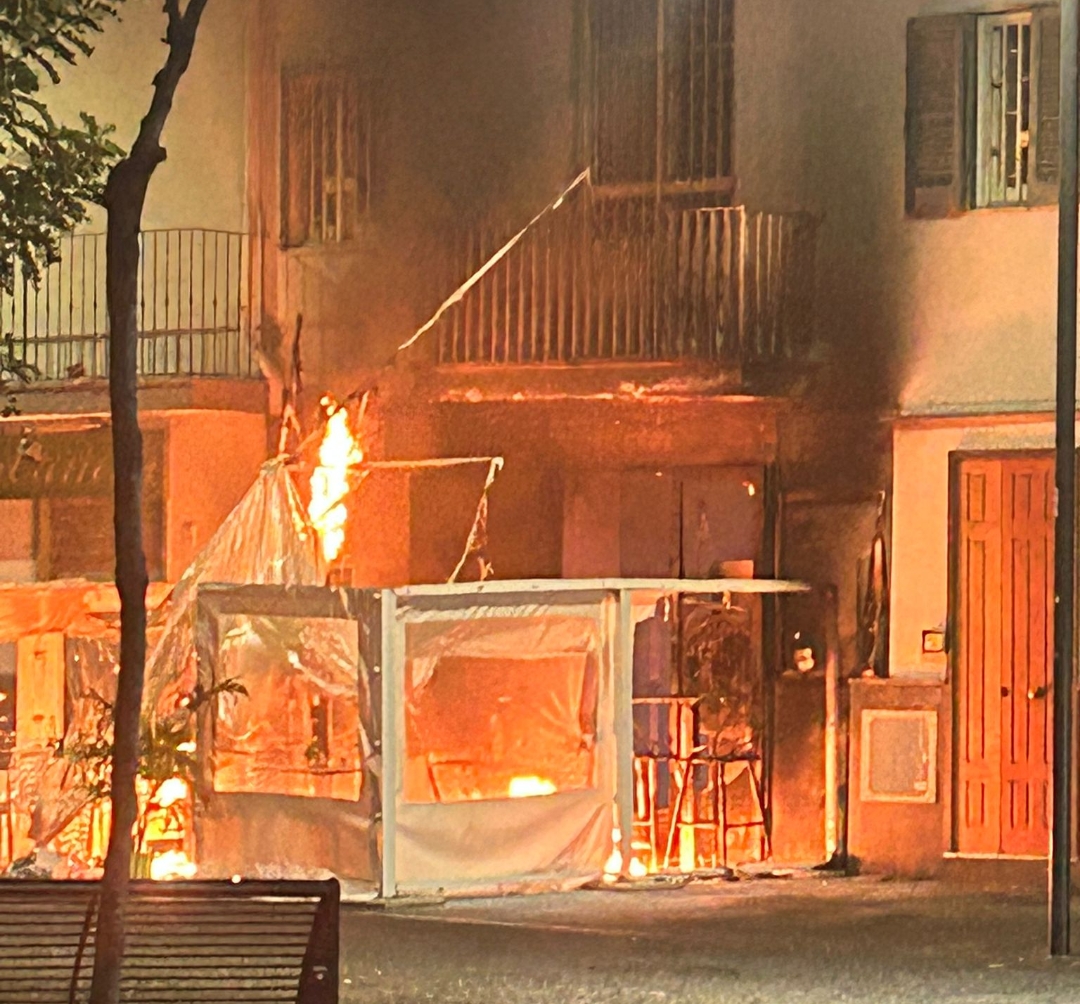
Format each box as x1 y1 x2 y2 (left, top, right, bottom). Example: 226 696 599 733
340 874 1080 1003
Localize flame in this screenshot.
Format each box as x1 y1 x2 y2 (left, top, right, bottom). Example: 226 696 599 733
603 827 649 881
149 849 197 881
308 398 363 564
508 776 557 798
155 777 189 809
603 828 624 881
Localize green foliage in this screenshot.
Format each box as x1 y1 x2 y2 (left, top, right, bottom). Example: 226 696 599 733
0 0 126 297
1 331 37 386
63 676 249 824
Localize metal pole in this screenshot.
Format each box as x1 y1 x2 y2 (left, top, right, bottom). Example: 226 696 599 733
1052 0 1079 959
823 585 840 862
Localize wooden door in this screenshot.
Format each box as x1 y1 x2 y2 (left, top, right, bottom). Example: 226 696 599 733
956 455 1053 855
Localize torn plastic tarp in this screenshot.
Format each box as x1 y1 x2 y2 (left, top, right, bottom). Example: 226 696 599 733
143 460 320 718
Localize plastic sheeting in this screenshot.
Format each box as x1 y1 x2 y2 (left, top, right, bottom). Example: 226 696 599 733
144 460 320 718
4 637 118 872
213 615 363 801
403 616 600 805
191 585 378 883
391 595 618 894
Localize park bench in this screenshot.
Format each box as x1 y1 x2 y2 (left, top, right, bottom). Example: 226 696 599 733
0 877 339 1003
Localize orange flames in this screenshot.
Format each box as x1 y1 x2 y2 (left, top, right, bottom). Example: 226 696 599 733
508 776 557 798
308 397 363 564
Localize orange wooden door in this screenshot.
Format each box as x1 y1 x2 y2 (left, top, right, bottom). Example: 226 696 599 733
956 455 1053 856
998 459 1053 855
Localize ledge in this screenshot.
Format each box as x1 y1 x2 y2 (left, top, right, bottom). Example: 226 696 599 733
1 376 267 420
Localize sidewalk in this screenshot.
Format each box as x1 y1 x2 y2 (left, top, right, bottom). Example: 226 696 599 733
341 875 1080 1003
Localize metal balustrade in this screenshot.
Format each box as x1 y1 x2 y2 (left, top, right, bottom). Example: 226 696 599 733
0 230 259 382
435 190 817 368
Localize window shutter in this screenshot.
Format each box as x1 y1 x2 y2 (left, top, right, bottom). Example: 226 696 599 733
1029 7 1061 206
905 15 975 218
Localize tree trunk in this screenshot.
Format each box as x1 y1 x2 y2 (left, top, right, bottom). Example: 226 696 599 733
89 176 150 1004
89 5 209 1002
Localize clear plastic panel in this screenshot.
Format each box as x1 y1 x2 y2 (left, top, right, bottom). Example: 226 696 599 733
212 614 364 801
403 615 601 804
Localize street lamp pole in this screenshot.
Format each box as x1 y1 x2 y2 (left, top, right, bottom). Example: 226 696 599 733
1052 0 1079 960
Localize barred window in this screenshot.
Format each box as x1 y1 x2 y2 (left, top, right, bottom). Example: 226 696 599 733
592 0 734 189
976 12 1034 207
281 70 371 247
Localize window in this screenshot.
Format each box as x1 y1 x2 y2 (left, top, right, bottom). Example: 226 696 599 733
906 7 1060 217
281 70 371 247
0 429 165 583
976 13 1034 206
590 0 734 190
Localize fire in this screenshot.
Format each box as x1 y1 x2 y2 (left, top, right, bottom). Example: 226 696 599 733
603 828 624 881
149 849 197 881
308 397 362 564
603 827 648 881
508 776 557 798
155 777 189 809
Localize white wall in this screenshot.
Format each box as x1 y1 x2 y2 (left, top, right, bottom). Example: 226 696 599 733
890 418 1062 679
736 0 1061 415
40 0 250 233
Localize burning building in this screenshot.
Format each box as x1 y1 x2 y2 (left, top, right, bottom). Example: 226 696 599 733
0 0 892 888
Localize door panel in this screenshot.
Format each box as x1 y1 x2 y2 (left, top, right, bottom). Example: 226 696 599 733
999 461 1052 855
956 455 1053 856
619 469 680 578
956 459 1003 854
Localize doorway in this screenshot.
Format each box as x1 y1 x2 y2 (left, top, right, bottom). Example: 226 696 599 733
953 454 1053 856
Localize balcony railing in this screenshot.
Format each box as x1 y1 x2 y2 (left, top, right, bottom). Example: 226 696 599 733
434 190 816 368
0 230 258 382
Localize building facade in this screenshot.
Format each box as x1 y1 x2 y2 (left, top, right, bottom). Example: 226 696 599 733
0 0 894 876
748 0 1069 875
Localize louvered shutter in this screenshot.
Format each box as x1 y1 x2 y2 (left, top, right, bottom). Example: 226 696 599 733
1029 6 1061 206
905 15 975 218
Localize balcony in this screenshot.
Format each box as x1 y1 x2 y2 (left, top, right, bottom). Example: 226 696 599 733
432 189 817 387
0 230 259 384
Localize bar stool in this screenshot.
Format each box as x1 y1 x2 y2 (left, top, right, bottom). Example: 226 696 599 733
663 746 769 870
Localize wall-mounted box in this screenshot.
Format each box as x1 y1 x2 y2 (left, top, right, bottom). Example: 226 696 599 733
860 708 938 804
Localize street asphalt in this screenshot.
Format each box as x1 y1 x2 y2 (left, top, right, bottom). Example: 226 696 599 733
340 876 1080 1003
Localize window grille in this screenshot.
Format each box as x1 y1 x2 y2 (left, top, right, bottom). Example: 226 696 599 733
905 7 1059 216
592 0 733 189
281 70 370 247
977 13 1033 207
